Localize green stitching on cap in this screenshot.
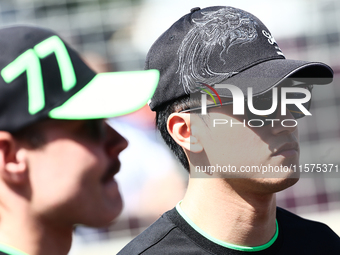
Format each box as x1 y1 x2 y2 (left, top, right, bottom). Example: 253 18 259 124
1 49 44 114
1 35 77 115
34 35 76 92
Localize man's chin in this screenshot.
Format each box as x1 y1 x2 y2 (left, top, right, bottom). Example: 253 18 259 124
84 205 123 228
257 176 300 194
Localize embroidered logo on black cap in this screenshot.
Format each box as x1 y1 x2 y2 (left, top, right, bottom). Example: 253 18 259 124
145 6 333 112
176 7 258 94
262 30 284 57
1 35 76 115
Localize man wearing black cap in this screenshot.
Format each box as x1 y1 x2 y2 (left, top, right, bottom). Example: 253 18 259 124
0 25 159 255
118 6 340 255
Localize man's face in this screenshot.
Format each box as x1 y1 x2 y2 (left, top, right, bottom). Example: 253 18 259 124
189 101 300 194
24 119 127 227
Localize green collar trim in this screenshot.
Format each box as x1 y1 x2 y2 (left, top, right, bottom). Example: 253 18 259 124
0 243 29 255
175 202 279 252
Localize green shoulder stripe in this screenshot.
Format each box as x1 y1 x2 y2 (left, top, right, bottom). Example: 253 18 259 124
0 243 29 255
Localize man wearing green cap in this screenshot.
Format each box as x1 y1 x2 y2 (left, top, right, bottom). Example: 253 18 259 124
0 25 159 255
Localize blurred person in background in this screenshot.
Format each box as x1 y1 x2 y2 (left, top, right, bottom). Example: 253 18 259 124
119 6 340 254
69 52 186 247
0 25 159 255
82 51 186 222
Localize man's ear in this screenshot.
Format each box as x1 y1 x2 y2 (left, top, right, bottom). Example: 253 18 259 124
167 113 203 153
0 132 28 185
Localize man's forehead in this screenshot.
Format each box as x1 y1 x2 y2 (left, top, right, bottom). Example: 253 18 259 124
17 118 105 133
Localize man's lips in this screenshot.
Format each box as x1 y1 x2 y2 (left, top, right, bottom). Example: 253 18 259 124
271 142 299 157
101 161 121 183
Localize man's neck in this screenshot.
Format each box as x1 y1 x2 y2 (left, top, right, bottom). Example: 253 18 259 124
0 208 73 255
180 178 277 247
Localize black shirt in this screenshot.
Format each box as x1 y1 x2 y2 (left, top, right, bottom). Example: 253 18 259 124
118 207 340 255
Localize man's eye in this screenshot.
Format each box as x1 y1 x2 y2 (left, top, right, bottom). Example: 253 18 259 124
253 96 272 103
82 120 106 140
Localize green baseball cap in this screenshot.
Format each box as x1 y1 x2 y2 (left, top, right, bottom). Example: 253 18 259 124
0 25 159 132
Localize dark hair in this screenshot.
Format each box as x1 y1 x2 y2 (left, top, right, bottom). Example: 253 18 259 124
11 121 47 149
155 94 202 172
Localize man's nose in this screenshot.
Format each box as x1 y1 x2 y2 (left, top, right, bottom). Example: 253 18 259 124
271 106 298 135
104 123 128 157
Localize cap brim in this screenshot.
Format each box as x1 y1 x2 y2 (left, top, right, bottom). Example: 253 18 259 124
48 69 159 119
214 59 333 98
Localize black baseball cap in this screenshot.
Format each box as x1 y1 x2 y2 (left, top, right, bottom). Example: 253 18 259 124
0 25 159 132
146 6 333 111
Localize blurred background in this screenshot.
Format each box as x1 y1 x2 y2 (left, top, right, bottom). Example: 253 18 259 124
0 0 339 254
